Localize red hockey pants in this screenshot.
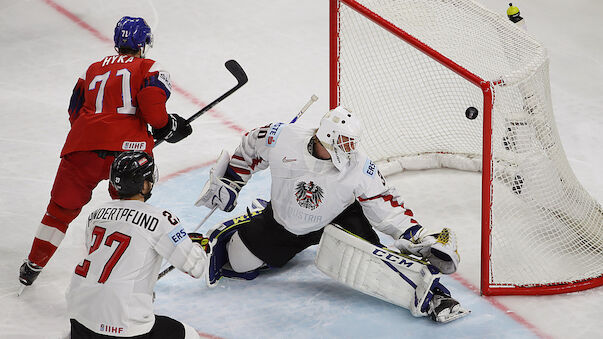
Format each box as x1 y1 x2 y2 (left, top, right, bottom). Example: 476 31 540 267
28 151 119 267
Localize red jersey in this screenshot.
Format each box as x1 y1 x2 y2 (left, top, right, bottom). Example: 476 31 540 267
62 55 172 156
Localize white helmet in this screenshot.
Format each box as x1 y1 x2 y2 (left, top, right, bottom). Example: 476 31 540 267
316 106 362 171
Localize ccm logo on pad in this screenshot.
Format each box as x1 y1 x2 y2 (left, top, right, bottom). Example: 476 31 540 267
372 248 414 268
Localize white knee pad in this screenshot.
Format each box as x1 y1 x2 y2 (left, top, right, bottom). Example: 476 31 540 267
226 231 264 272
182 322 201 339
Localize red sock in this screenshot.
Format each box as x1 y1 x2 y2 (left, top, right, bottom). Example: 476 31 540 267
27 201 80 267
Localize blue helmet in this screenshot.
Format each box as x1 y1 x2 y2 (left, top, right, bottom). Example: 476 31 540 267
113 16 153 56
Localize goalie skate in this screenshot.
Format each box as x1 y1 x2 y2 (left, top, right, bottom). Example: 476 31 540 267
428 291 470 323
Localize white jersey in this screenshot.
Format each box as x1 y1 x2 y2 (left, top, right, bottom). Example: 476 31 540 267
229 122 419 238
65 199 207 337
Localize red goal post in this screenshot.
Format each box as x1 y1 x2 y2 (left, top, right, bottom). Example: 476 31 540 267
330 0 603 295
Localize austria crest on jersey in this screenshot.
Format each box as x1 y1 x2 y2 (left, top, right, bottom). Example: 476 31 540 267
294 181 324 210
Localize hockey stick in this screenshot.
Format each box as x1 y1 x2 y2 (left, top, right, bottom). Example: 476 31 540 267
154 59 248 147
290 94 318 123
157 205 218 280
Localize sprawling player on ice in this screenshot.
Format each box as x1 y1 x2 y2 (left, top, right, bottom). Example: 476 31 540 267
66 151 208 338
196 106 469 322
19 16 192 290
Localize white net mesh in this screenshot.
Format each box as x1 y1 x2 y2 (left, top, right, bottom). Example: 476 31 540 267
335 0 603 293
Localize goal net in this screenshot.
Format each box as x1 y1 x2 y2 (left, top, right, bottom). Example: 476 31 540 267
331 0 603 295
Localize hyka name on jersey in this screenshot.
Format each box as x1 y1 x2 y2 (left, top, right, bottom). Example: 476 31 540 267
101 55 135 67
88 207 159 231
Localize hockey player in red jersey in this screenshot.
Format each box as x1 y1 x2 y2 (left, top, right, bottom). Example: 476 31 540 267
66 151 207 338
19 16 192 289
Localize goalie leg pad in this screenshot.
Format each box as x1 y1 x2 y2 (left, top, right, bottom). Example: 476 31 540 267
205 205 265 286
316 224 460 318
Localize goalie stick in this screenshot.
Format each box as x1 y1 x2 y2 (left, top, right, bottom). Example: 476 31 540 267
157 205 218 280
290 94 318 123
154 59 248 147
155 60 246 279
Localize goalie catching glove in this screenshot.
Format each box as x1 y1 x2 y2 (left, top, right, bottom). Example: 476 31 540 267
195 150 244 212
153 113 192 143
394 225 460 274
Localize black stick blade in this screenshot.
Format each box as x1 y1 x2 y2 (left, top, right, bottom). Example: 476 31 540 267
225 59 248 85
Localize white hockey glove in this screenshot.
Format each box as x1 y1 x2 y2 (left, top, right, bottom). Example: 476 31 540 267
195 150 243 212
394 225 460 274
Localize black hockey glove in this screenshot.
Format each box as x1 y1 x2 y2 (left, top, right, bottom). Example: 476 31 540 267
153 114 192 143
188 232 210 253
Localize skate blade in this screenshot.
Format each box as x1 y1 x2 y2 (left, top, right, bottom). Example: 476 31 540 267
434 306 471 323
17 284 26 296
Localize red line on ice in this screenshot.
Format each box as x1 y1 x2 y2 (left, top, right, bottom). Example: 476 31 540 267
451 273 552 339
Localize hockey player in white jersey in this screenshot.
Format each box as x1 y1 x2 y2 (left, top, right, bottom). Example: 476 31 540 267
196 106 469 323
65 151 208 338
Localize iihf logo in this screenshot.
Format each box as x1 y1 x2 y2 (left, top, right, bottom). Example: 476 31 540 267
294 181 324 210
100 323 124 334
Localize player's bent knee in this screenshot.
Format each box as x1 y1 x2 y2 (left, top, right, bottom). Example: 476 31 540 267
227 231 264 272
182 322 201 339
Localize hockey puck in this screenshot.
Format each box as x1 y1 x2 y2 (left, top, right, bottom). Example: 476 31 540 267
465 106 478 120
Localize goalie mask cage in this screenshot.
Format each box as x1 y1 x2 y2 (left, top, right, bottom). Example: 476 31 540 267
330 0 603 295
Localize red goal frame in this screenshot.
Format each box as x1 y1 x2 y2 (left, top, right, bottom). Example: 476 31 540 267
330 0 603 296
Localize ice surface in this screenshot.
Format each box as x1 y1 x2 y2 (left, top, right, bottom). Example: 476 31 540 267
0 0 601 338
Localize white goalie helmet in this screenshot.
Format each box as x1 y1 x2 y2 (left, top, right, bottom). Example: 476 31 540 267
316 106 362 171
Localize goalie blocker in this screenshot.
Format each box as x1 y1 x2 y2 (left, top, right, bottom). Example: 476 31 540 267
316 224 469 323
